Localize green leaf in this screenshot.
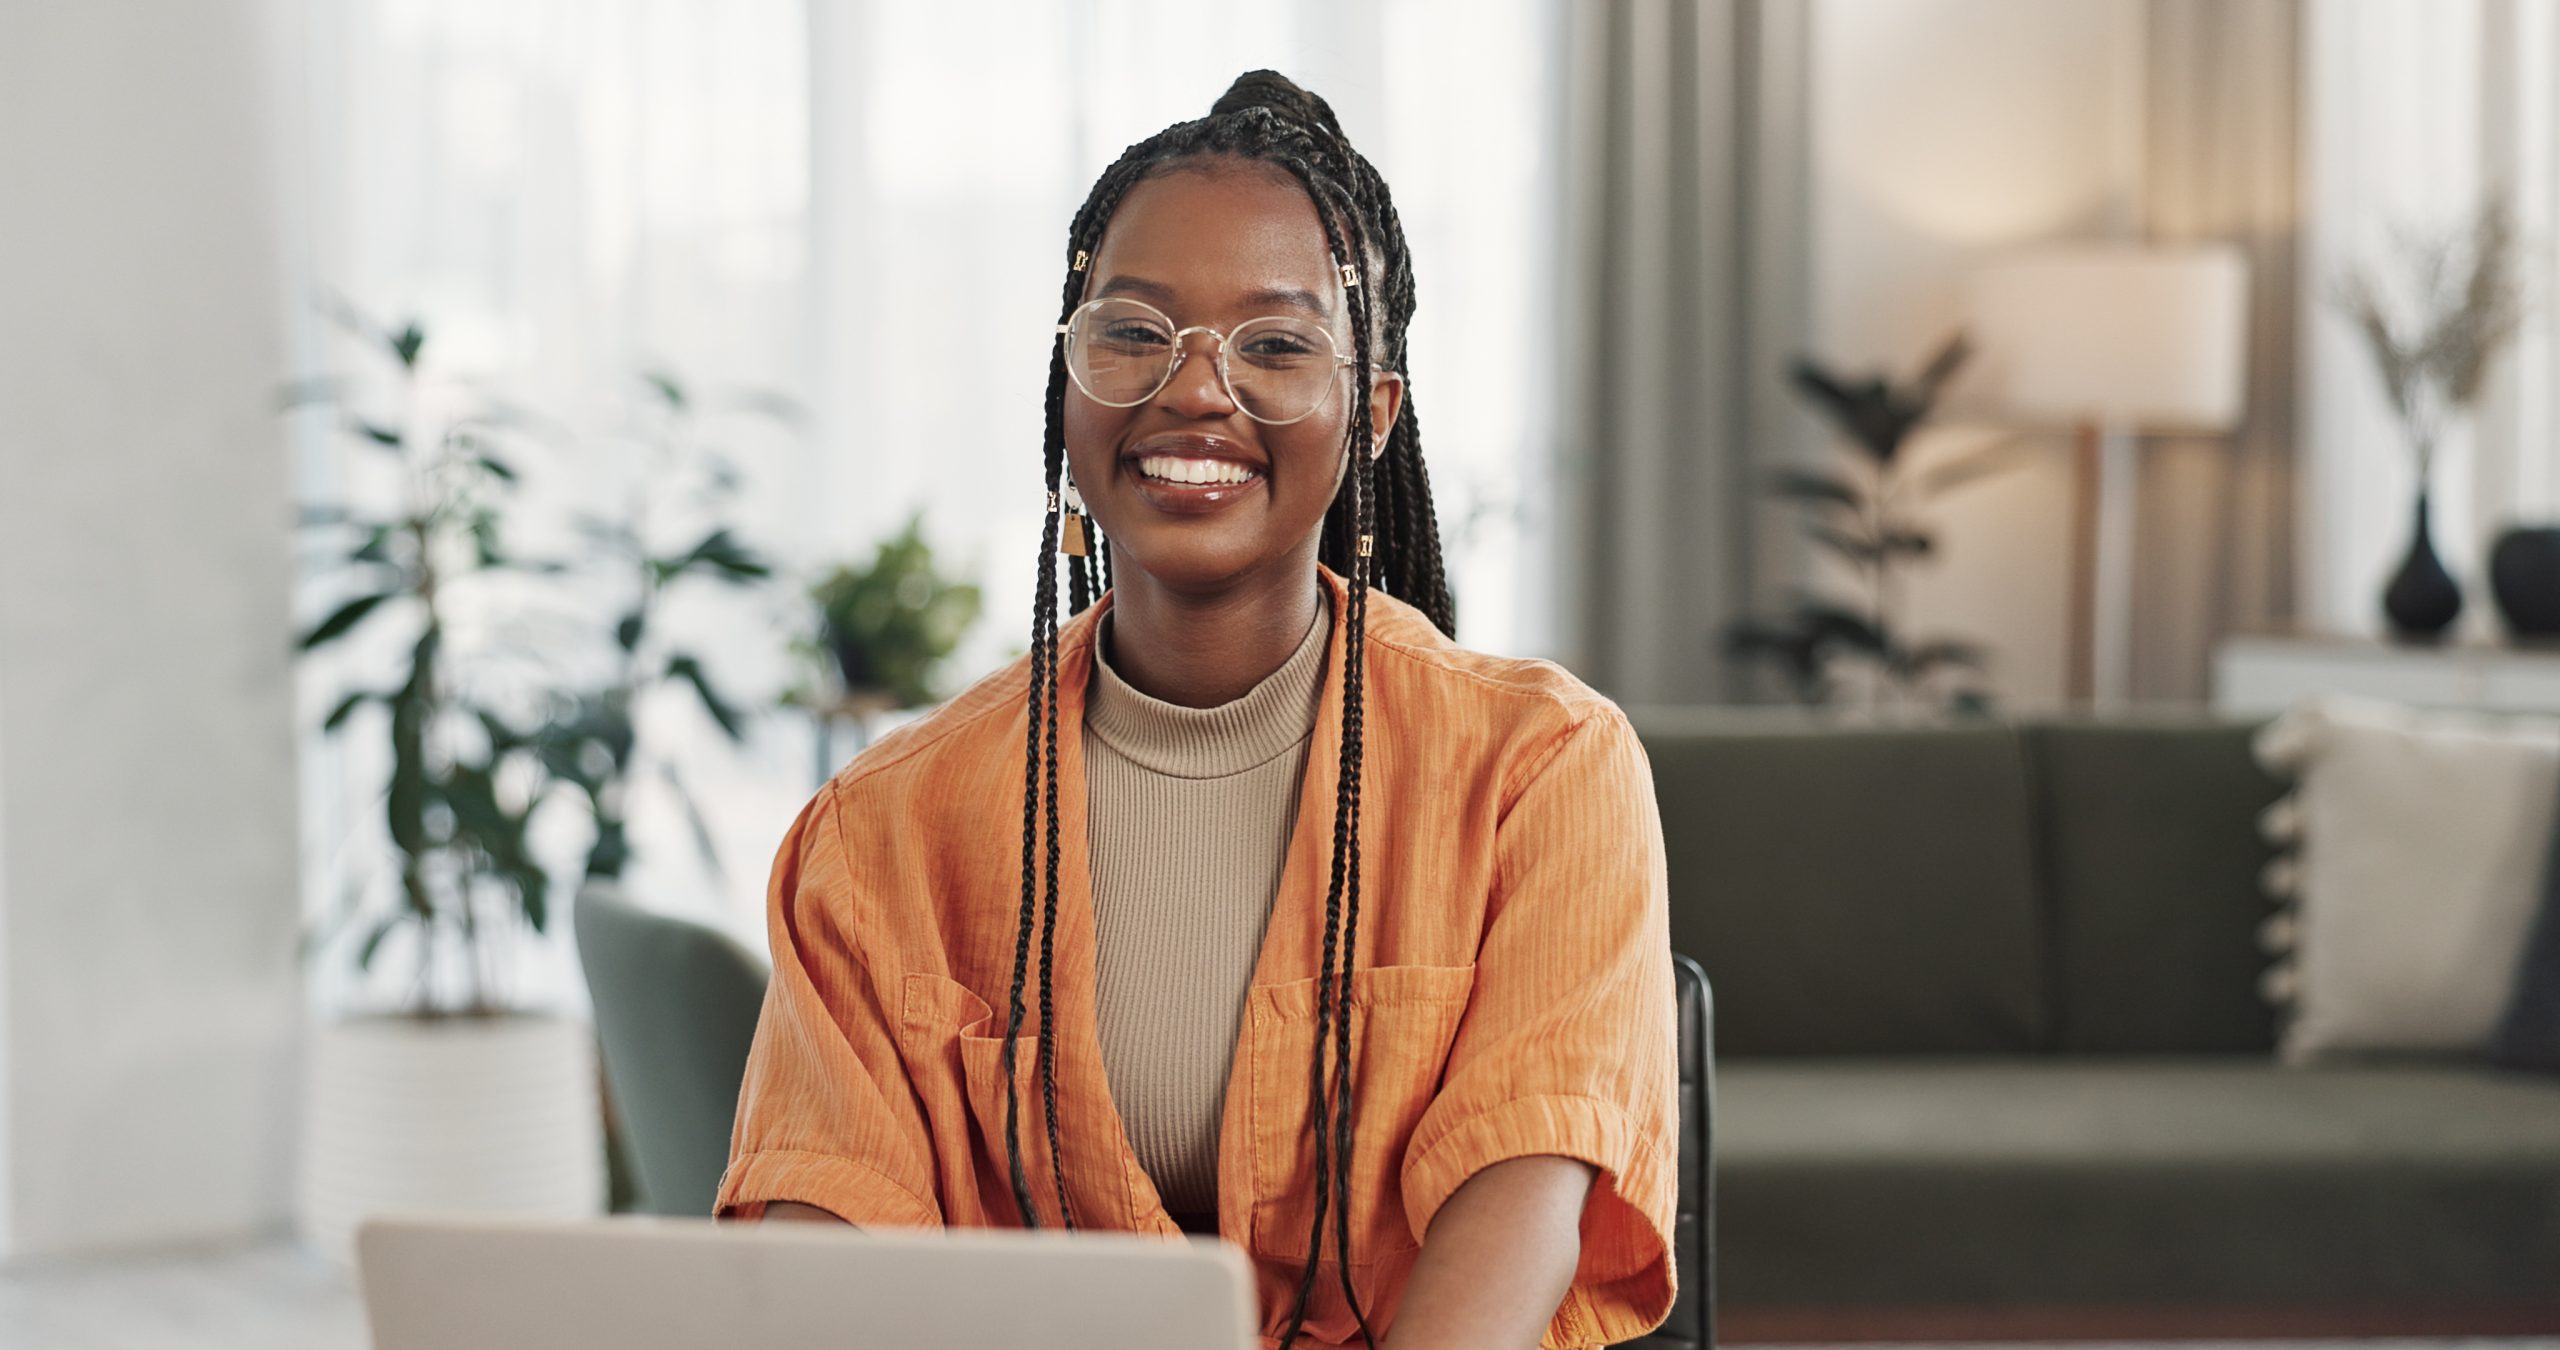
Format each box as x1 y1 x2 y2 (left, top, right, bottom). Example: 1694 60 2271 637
348 525 396 565
322 691 372 732
614 610 644 652
385 628 439 861
586 820 630 880
439 765 542 919
1908 329 1974 408
657 527 772 586
475 453 518 482
1807 524 1884 566
641 370 687 410
1767 466 1865 512
522 871 550 933
809 511 984 707
390 321 426 369
1796 601 1891 655
355 914 404 971
664 653 745 741
350 418 403 450
298 592 396 650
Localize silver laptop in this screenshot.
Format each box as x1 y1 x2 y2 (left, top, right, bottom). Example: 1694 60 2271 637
356 1214 1258 1350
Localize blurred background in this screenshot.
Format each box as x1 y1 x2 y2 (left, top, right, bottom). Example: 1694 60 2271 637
7 0 2560 1346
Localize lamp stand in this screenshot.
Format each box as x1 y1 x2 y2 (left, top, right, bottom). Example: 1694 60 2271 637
2066 419 2139 709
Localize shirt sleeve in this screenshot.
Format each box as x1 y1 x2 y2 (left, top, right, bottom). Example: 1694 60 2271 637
713 780 943 1228
1397 707 1679 1346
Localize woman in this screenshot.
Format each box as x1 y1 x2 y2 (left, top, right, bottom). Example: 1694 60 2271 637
717 72 1677 1350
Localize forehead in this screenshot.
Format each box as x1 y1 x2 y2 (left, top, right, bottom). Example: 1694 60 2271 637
1086 160 1338 318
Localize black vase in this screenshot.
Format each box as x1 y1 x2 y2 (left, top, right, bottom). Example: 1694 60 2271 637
2491 525 2560 638
2383 488 2463 640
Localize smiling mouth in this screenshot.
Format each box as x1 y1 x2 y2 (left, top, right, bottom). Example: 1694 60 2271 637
1133 454 1263 487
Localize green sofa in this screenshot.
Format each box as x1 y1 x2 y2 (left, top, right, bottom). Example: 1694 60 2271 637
1626 710 2560 1320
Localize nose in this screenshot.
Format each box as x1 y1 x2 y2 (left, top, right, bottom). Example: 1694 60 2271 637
1156 327 1238 418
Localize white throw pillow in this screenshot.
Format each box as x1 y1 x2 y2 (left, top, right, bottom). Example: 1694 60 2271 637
2251 695 2560 1064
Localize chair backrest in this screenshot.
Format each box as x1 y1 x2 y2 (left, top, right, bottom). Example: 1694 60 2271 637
574 882 771 1217
1614 952 1715 1350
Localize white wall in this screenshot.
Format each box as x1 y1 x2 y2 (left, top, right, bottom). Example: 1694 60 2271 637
0 1 301 1258
1805 0 2141 711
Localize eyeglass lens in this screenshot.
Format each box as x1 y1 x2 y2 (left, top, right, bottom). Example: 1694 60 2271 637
1065 298 1339 423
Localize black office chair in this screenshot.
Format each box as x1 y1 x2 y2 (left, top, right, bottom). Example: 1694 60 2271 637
1612 952 1715 1350
575 881 770 1218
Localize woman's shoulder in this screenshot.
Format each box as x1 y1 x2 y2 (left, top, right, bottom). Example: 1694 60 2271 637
821 647 1031 802
1362 585 1626 734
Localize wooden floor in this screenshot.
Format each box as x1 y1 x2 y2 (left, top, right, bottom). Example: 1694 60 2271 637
2 1238 2556 1350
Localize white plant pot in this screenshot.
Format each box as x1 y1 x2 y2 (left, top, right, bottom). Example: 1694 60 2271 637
296 1011 605 1264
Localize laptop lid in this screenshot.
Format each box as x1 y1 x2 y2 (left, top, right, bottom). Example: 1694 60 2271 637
356 1214 1258 1350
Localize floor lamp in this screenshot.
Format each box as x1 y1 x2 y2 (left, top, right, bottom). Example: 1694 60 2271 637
1963 246 2250 708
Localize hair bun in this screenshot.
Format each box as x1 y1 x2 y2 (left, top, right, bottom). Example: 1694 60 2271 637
1211 69 1345 142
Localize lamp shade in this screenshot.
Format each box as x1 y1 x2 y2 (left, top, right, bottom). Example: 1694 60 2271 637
1962 244 2250 432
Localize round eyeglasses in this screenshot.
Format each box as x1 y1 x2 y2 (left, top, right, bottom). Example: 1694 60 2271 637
1055 296 1358 426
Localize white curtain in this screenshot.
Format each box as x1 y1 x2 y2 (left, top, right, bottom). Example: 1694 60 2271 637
1551 0 1811 705
282 0 1563 1011
2132 0 2301 701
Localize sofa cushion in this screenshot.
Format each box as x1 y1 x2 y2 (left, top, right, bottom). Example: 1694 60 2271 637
2024 720 2289 1054
1716 1057 2560 1305
1630 713 2044 1056
2254 697 2560 1063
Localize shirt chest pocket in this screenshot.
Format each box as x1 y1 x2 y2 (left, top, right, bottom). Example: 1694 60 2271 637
1243 961 1477 1271
898 970 1061 1229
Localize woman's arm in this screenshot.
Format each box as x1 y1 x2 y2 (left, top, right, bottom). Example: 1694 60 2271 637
761 1200 855 1226
1381 1154 1597 1350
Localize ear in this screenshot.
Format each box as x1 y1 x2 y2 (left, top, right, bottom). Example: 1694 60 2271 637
1366 371 1406 461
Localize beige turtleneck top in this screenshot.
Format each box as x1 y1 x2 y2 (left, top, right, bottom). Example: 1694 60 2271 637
1082 582 1333 1234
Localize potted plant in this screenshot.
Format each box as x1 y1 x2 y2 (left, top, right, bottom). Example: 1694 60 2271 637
287 301 602 1261
786 512 983 774
1725 332 2019 716
2330 193 2527 640
531 368 785 889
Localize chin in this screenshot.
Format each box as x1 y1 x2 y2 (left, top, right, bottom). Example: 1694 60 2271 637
1103 529 1285 595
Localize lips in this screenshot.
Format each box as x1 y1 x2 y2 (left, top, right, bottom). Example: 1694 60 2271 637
1119 433 1266 514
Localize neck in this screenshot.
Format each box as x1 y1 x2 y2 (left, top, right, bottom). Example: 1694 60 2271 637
1101 546 1325 708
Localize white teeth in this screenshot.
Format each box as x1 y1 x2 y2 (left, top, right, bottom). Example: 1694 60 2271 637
1137 455 1255 485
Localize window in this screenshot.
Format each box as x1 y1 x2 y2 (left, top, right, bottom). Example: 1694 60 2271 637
286 0 1561 1006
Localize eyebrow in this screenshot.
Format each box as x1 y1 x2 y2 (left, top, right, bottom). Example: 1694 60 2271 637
1095 274 1332 321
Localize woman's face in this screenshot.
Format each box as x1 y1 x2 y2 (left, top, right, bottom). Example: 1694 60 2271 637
1063 158 1402 596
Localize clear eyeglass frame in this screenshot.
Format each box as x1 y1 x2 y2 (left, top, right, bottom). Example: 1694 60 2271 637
1054 295 1360 426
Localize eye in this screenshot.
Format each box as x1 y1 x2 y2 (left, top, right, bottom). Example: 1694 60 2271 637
1100 321 1172 348
1242 332 1316 359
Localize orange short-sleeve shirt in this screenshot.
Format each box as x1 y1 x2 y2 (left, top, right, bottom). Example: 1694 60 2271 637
717 561 1679 1350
